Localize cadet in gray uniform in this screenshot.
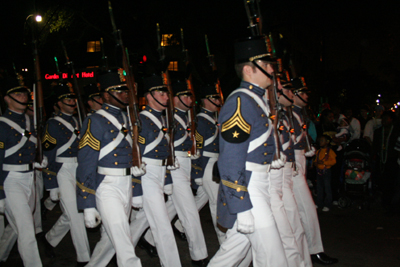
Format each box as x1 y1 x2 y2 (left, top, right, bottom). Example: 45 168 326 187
129 74 182 267
0 76 46 266
84 83 103 115
42 83 90 265
76 68 144 267
209 36 287 267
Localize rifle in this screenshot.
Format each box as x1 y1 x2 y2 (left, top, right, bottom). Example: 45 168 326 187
288 58 312 151
205 35 224 106
244 0 282 161
181 28 197 157
61 41 87 127
100 37 109 71
108 0 142 168
32 24 45 164
157 23 176 166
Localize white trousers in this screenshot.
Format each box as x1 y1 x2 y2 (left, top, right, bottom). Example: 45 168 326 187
270 168 305 267
34 169 43 234
86 175 142 267
45 163 90 262
293 151 324 254
129 165 181 267
0 171 42 266
282 165 312 267
209 171 288 267
0 215 3 238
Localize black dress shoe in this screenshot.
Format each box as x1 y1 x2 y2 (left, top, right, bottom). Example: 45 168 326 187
41 236 56 258
172 224 187 241
76 262 88 267
191 258 209 266
137 235 158 258
311 253 338 265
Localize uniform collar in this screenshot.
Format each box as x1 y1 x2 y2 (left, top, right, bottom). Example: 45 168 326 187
174 107 187 116
144 105 163 118
5 108 25 120
293 105 302 112
240 81 265 97
102 103 122 116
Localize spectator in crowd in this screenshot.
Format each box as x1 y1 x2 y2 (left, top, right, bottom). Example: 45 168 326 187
364 105 384 146
344 107 361 142
358 105 372 136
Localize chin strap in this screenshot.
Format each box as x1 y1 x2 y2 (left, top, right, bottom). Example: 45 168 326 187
90 97 103 107
150 91 167 108
251 60 273 80
107 91 128 106
278 89 294 104
8 95 29 106
178 95 191 109
295 92 308 104
207 97 222 108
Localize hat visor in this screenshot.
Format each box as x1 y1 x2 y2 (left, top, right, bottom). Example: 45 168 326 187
58 93 77 100
7 86 30 95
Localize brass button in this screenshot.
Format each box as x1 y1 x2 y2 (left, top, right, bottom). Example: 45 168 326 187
108 122 111 124
115 162 118 165
264 152 268 155
19 153 22 156
265 123 268 127
111 130 114 133
114 154 117 156
240 196 244 200
261 114 265 117
155 150 158 152
235 180 238 184
223 203 226 206
82 189 86 192
264 143 267 146
83 196 87 199
263 161 267 164
236 188 241 192
132 185 135 188
249 85 253 89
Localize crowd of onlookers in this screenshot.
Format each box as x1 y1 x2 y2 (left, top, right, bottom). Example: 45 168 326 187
304 103 400 215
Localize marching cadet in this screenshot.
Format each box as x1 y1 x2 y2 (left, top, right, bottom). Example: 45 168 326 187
187 83 226 244
291 77 338 265
84 83 103 115
129 74 185 267
76 68 144 267
274 77 312 267
41 83 91 265
208 35 288 267
0 76 46 266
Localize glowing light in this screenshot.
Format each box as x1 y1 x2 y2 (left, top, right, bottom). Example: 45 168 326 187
35 15 42 22
376 99 380 103
378 94 381 97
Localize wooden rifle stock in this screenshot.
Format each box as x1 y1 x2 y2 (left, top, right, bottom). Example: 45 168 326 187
301 107 312 152
205 35 224 107
32 30 45 163
268 73 282 160
162 71 176 166
108 0 142 168
181 28 197 157
61 41 87 128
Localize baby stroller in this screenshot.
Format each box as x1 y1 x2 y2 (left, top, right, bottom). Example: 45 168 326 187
338 139 372 209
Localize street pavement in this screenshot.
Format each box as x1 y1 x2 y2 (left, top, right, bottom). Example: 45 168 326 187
1 192 400 267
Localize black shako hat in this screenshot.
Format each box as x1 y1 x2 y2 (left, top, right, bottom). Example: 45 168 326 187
279 70 295 90
84 83 101 101
54 82 76 100
142 74 168 95
169 71 192 97
234 35 274 64
98 68 129 92
292 77 310 94
1 74 30 96
197 84 220 100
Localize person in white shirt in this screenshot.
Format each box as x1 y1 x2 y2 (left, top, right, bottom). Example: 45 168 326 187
363 105 384 146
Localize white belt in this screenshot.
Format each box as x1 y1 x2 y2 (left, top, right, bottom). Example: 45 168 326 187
142 157 167 166
203 151 219 158
245 161 271 172
294 149 305 155
97 166 132 176
3 163 33 172
175 151 190 158
56 157 78 163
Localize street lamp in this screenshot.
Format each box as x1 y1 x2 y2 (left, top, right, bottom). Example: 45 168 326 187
35 15 42 22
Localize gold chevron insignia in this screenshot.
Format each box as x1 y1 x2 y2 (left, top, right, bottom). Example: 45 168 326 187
138 135 145 145
0 141 4 149
221 97 251 134
76 181 96 195
79 119 101 151
195 130 203 149
42 125 57 145
132 178 142 184
221 179 248 192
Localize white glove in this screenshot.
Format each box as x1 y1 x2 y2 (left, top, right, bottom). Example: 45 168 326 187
190 150 201 160
305 146 316 157
164 184 173 195
84 208 102 228
131 196 143 209
397 158 400 166
195 178 203 186
34 155 48 168
280 153 287 164
49 188 60 201
131 163 146 177
167 157 180 170
0 199 5 214
293 163 300 176
237 209 255 234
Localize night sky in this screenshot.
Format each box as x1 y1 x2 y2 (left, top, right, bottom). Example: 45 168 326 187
1 0 399 111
